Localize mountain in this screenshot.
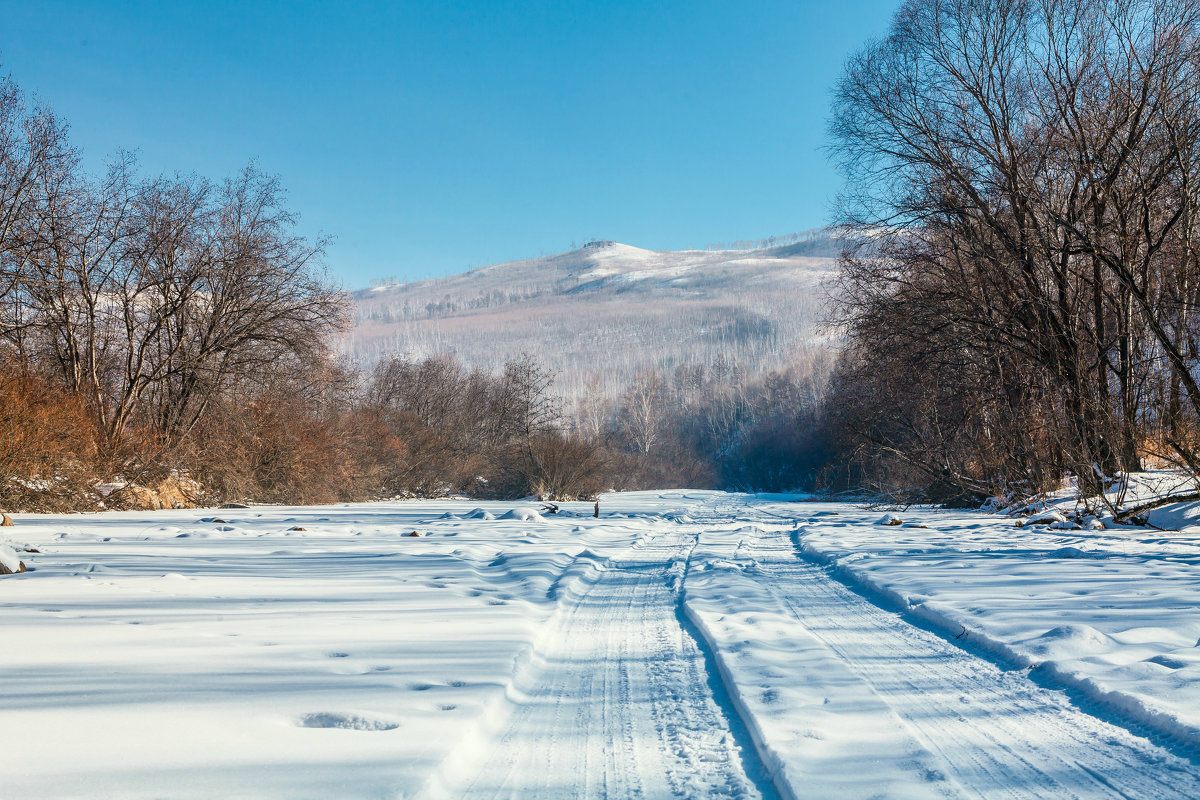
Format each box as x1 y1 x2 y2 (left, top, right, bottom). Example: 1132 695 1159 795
342 231 843 400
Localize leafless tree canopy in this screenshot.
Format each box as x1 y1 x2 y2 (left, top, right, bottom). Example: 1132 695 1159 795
826 0 1200 503
0 64 354 506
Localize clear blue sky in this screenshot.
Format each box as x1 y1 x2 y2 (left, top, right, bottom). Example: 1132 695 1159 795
0 0 899 289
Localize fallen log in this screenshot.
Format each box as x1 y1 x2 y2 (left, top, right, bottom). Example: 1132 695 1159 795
1114 491 1200 524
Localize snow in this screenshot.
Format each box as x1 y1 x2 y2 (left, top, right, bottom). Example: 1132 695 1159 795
682 532 947 800
93 481 127 497
1 492 1199 798
787 496 1200 757
1147 500 1200 532
0 542 24 572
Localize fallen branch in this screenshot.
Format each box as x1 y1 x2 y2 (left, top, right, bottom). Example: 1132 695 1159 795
1114 492 1200 524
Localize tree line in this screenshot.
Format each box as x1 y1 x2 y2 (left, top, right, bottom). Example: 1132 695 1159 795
574 356 833 492
819 0 1200 506
0 66 564 508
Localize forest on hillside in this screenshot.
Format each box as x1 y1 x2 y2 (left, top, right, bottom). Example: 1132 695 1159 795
343 237 837 404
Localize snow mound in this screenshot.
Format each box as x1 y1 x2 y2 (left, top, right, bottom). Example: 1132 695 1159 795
1146 654 1192 670
0 543 25 573
1048 547 1095 559
700 559 745 572
499 507 544 522
464 508 496 521
876 513 903 526
1026 625 1114 661
1022 510 1068 526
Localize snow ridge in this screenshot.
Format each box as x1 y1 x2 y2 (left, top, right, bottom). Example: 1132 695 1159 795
793 526 1200 762
672 541 789 800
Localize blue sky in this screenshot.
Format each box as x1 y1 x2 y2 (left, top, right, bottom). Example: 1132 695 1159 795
0 0 899 289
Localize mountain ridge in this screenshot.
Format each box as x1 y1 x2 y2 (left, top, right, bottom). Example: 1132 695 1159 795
343 232 843 401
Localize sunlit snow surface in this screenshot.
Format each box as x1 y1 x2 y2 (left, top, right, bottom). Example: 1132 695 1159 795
3 492 1200 798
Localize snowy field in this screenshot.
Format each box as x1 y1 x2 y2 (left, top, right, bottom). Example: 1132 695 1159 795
3 491 1200 799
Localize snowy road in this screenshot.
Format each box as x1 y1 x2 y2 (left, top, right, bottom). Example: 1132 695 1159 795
425 530 777 799
3 492 1200 798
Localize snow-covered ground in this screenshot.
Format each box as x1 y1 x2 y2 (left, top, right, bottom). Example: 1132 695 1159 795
2 492 1199 798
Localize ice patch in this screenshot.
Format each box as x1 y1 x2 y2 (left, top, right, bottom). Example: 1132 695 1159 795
297 712 399 731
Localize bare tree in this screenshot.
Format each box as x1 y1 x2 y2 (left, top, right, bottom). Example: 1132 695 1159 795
828 0 1200 500
619 369 665 454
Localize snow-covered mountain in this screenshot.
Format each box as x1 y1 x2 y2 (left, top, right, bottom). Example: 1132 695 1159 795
343 232 842 398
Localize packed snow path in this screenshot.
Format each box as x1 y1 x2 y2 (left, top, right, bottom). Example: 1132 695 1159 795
423 529 778 799
4 492 1200 798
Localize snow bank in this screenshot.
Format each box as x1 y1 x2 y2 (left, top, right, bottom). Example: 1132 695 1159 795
1146 500 1200 533
793 507 1200 759
683 553 957 800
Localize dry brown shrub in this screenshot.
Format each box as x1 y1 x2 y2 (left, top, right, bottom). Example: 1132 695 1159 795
0 363 101 511
185 394 397 505
480 433 610 501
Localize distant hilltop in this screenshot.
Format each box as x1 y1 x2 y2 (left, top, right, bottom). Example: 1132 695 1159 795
343 228 848 401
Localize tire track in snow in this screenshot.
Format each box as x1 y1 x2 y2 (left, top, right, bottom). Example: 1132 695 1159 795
420 530 780 800
690 499 1200 800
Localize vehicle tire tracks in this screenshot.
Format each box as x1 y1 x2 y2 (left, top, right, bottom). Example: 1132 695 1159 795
688 499 1200 800
420 530 779 800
